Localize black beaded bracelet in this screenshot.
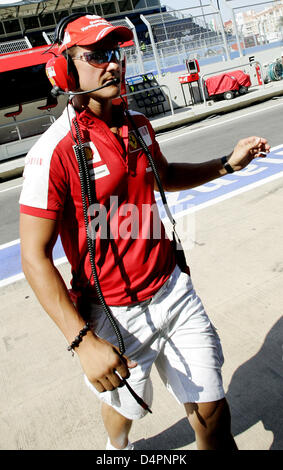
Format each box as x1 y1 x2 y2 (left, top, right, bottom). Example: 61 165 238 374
67 323 90 356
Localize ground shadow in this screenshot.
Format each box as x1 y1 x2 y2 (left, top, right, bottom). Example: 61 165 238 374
133 317 283 450
226 316 283 450
134 417 195 450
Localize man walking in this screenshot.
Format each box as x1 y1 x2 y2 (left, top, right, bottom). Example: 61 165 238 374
20 14 270 450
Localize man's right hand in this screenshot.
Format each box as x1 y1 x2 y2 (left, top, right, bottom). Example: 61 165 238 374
77 333 137 392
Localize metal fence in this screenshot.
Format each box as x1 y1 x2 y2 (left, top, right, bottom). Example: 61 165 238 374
1 1 282 76
137 5 230 76
223 0 283 57
123 1 283 77
0 37 31 54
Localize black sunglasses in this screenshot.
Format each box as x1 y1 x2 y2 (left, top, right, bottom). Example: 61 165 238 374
73 48 124 68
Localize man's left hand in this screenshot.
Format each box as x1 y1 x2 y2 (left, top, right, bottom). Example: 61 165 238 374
227 136 270 172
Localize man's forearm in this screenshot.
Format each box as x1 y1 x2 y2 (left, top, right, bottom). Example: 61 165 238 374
159 136 270 192
22 255 87 344
22 254 134 389
164 158 227 192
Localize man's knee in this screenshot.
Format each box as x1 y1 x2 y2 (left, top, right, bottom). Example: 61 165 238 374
101 402 132 425
185 398 231 437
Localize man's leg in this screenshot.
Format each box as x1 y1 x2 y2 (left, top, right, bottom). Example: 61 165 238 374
101 402 133 449
185 398 238 450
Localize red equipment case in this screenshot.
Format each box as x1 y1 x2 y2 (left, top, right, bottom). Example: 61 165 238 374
205 69 251 100
205 73 239 100
226 70 251 93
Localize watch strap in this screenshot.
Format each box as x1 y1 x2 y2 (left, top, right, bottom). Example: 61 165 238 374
221 156 234 174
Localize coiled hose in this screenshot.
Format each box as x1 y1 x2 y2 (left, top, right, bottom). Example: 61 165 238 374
267 61 283 81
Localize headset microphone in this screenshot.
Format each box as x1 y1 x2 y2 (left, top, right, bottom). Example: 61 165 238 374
51 77 120 97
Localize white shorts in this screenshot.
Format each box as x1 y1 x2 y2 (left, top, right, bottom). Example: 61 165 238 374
84 265 225 420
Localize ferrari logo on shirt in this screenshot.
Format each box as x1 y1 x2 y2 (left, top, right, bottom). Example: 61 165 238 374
84 146 94 161
84 142 101 163
129 132 138 150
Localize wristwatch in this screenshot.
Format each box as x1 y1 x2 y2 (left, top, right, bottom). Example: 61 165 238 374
221 156 234 174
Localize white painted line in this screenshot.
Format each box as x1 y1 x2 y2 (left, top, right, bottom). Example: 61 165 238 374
0 239 20 250
0 272 25 288
260 157 283 164
157 101 283 144
0 184 22 194
174 170 283 217
54 256 68 266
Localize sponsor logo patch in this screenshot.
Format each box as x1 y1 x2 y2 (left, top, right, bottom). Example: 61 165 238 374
73 142 110 180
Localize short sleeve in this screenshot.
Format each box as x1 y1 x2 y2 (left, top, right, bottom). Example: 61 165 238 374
19 138 68 221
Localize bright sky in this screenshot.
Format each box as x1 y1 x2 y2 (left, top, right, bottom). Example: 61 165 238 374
161 0 278 21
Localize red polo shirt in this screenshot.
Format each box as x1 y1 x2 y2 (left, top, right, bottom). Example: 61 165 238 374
20 105 176 305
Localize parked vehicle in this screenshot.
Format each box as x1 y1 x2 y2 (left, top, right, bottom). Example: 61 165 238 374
205 73 239 101
205 70 251 101
226 70 251 94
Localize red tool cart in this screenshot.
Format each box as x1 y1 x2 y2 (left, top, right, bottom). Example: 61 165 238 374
226 70 251 94
205 73 240 101
205 70 251 101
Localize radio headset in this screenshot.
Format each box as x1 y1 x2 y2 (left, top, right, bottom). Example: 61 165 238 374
45 14 186 413
45 13 120 97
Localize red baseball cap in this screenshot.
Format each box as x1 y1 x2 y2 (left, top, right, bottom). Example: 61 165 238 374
58 15 133 52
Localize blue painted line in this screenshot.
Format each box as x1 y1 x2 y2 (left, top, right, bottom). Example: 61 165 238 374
0 236 65 282
0 242 21 280
1 145 283 284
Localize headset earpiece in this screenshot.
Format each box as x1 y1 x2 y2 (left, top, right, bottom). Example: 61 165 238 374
46 13 84 94
46 54 79 94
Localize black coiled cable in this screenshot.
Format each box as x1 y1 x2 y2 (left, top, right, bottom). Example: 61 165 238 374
122 101 176 228
122 100 186 268
73 118 126 355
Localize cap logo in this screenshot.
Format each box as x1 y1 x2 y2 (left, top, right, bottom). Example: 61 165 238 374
96 26 114 40
81 20 112 32
58 14 131 51
86 15 100 20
